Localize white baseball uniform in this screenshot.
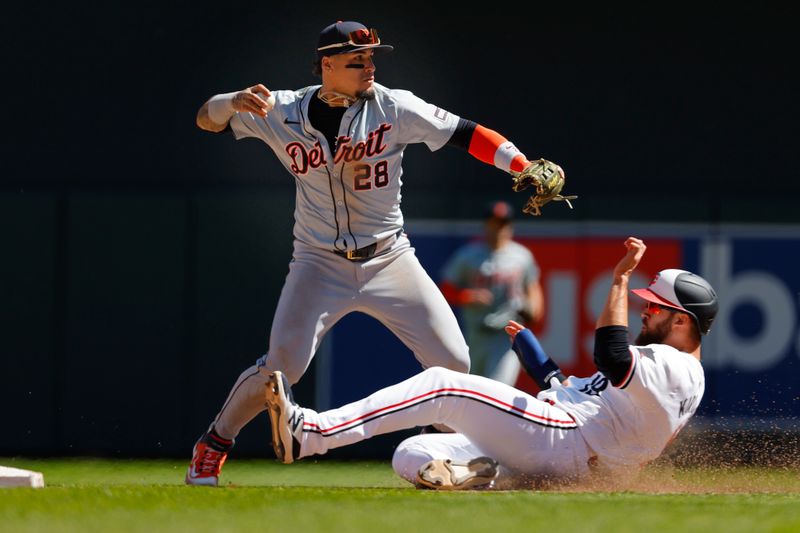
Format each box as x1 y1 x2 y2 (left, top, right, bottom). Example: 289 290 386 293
294 342 704 487
209 84 471 439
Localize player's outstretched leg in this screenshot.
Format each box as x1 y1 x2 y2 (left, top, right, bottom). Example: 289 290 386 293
264 371 305 464
185 429 234 486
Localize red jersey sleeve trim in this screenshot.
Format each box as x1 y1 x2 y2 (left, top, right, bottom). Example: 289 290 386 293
616 346 639 389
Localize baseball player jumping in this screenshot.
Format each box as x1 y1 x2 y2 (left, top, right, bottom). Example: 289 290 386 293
263 237 719 489
186 20 569 485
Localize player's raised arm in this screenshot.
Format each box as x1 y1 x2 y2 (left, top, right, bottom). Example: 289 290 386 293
597 237 646 330
196 84 274 132
593 237 646 386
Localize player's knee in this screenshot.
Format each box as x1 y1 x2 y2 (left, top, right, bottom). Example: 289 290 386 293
235 364 265 385
431 345 470 373
452 340 471 372
392 436 433 483
259 348 308 385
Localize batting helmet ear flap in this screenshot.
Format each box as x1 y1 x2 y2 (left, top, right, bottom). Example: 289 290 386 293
673 273 719 335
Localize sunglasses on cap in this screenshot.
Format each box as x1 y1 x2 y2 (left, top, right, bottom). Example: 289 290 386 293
645 302 679 315
317 28 381 51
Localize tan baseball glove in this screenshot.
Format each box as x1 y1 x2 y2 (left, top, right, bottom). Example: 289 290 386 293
511 159 577 216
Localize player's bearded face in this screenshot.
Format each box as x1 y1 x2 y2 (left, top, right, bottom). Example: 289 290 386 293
635 312 675 345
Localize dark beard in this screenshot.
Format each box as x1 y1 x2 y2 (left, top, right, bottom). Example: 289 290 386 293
357 88 376 100
635 316 672 345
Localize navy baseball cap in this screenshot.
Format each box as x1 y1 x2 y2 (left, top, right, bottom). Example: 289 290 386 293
485 201 514 221
317 21 394 58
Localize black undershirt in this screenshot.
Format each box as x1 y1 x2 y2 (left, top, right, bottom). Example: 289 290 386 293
308 89 348 155
594 325 633 386
447 118 477 151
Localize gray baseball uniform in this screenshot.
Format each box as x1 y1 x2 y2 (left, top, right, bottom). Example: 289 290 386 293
209 83 471 439
441 240 539 384
230 83 456 252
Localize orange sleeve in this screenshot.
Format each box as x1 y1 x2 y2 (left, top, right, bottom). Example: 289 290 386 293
467 125 530 173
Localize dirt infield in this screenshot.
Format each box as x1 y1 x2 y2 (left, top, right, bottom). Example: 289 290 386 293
664 429 800 469
631 429 800 493
510 430 800 494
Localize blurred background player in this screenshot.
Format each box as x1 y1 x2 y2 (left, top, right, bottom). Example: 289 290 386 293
439 201 544 384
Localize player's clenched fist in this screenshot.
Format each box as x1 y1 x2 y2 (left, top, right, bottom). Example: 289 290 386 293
613 237 646 280
232 84 275 117
197 84 275 132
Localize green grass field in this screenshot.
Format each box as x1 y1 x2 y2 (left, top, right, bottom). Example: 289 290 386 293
1 458 799 533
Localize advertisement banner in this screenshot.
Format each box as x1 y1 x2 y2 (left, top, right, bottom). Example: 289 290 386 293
322 222 800 430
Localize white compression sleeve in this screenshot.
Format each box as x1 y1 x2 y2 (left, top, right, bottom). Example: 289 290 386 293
207 92 238 125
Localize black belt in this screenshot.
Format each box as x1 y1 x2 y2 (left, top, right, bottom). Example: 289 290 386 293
334 230 402 262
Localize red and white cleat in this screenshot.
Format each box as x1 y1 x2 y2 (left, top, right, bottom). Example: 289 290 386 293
185 432 233 486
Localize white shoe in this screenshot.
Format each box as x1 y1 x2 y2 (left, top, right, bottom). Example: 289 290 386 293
264 371 304 464
417 457 499 490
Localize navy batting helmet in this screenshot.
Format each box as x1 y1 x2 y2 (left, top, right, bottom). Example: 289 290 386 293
632 269 719 335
